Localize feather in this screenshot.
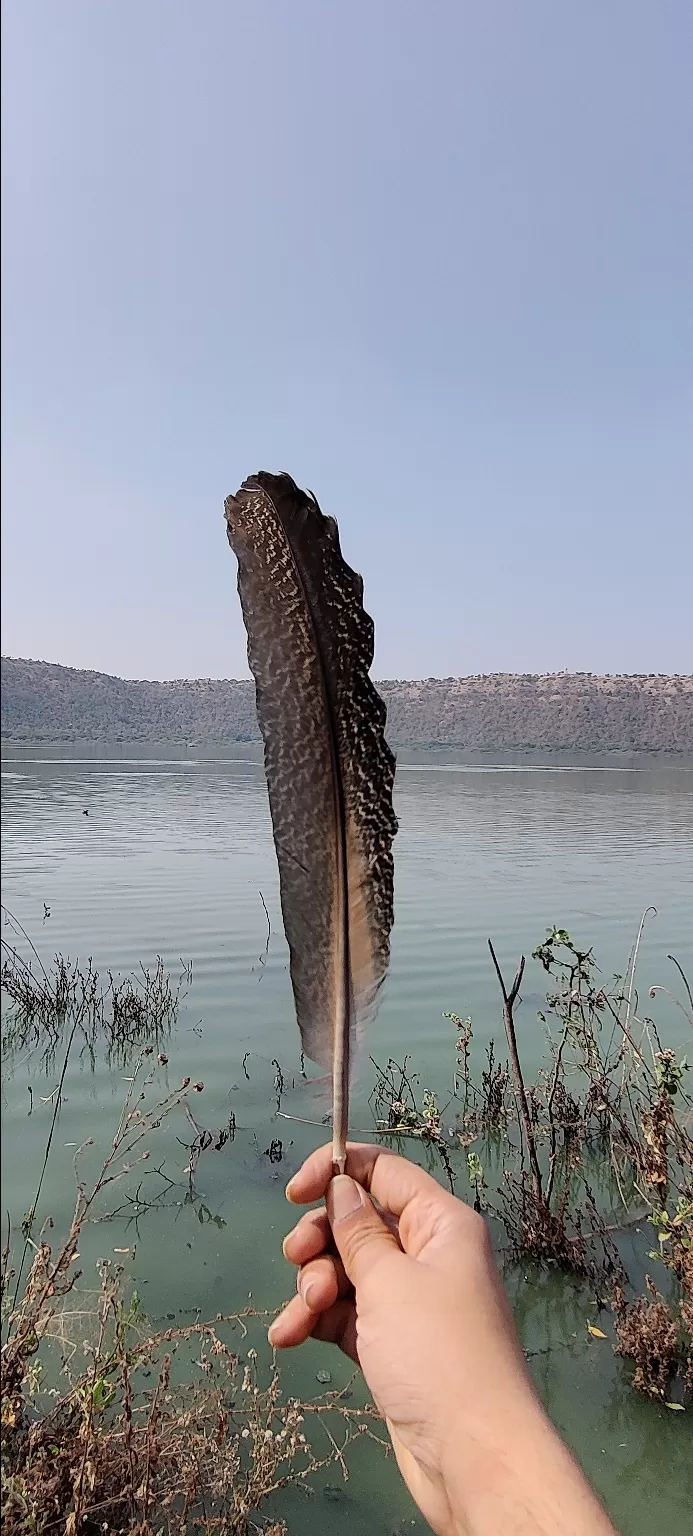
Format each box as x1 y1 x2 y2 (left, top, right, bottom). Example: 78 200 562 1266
224 472 397 1171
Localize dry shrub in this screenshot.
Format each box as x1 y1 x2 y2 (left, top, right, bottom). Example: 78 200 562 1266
2 1266 378 1535
640 1094 672 1190
612 1281 682 1399
494 1170 590 1273
1 1054 385 1534
447 923 693 1403
1 909 184 1070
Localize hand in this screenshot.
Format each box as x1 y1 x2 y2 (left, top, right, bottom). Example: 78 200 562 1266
269 1142 615 1536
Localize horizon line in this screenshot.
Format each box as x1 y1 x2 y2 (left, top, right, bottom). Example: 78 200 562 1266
3 655 692 686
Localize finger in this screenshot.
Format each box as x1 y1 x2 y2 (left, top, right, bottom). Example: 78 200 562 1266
268 1256 340 1349
268 1292 317 1349
296 1253 342 1312
300 1249 350 1301
269 1294 359 1365
269 1250 348 1350
283 1208 331 1264
283 1204 401 1266
287 1141 457 1224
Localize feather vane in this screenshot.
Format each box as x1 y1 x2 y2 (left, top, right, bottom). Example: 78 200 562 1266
225 472 397 1169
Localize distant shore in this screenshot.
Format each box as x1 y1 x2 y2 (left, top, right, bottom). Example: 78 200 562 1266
2 657 692 754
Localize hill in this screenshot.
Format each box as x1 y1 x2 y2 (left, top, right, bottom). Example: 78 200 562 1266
2 658 692 752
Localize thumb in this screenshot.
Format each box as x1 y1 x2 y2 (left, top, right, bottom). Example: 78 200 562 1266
327 1174 400 1286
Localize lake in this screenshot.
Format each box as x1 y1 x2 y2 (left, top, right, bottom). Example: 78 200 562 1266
2 744 692 1533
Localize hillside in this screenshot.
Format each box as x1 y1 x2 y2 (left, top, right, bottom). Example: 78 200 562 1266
2 658 692 752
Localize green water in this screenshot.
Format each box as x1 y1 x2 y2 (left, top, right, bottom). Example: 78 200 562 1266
2 744 692 1533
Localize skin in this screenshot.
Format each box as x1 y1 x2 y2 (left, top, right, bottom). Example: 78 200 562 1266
268 1142 616 1536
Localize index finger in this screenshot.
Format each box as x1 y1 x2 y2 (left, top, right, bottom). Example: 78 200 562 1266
286 1140 457 1221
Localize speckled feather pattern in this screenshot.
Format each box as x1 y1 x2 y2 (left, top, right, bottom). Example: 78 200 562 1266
224 473 397 1108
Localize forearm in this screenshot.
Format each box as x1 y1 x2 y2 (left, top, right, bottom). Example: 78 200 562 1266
442 1395 615 1536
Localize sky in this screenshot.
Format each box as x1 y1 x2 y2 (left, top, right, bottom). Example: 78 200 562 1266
1 2 691 681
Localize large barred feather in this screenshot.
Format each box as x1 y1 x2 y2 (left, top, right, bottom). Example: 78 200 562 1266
225 472 397 1169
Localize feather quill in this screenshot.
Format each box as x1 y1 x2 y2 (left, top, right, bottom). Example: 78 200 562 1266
225 472 397 1171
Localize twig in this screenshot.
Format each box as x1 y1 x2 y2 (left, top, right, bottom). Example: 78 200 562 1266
257 890 271 974
488 940 543 1204
624 906 657 1046
667 954 693 1019
110 1286 137 1524
545 1022 570 1207
11 1017 79 1310
1 903 50 983
276 1109 407 1137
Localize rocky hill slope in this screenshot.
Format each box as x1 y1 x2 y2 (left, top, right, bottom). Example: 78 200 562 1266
2 658 691 751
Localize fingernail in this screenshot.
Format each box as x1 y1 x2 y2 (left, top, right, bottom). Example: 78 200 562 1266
282 1223 298 1256
298 1275 317 1308
329 1174 365 1224
285 1177 297 1201
268 1320 281 1345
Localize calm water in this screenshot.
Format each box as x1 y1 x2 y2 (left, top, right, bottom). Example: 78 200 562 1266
2 744 692 1533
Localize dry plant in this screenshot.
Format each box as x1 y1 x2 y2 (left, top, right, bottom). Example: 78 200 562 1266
487 925 692 1401
367 1055 457 1190
369 918 693 1405
0 1052 385 1534
1 905 185 1069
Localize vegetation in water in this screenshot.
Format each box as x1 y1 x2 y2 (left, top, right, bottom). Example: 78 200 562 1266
1 906 186 1069
1 1052 384 1535
369 920 692 1405
1 911 691 1532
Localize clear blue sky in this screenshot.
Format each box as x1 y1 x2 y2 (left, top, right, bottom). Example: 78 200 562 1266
2 1 691 680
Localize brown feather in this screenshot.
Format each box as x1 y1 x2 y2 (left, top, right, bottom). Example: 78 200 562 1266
224 472 397 1169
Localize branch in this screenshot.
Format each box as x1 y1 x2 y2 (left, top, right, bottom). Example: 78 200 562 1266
667 953 693 1020
488 940 543 1205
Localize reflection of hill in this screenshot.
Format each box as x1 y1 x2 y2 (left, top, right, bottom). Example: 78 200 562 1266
2 657 692 752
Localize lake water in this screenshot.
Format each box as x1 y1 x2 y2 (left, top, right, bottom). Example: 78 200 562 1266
2 744 692 1533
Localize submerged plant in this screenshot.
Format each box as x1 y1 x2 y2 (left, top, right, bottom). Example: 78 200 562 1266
1 905 187 1070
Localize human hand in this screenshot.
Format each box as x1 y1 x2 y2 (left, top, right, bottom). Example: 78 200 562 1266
269 1143 615 1536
